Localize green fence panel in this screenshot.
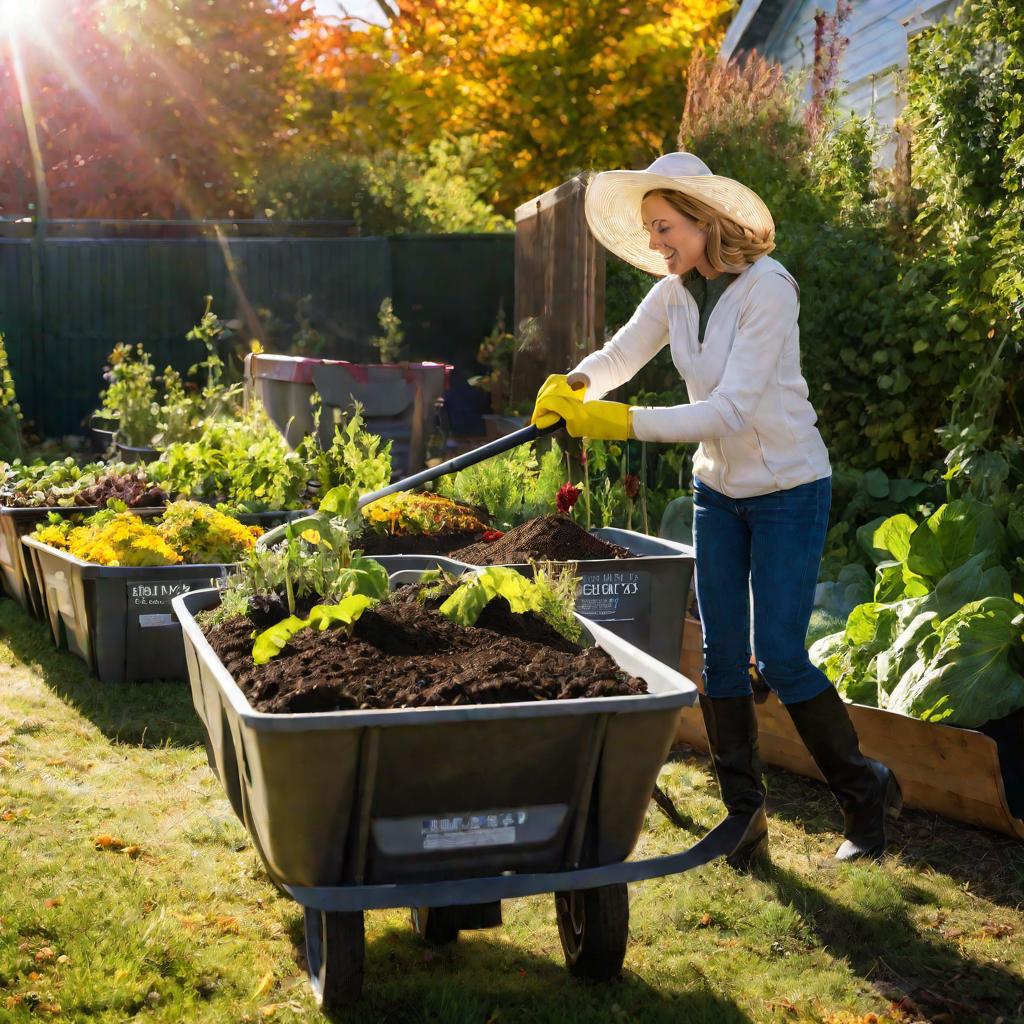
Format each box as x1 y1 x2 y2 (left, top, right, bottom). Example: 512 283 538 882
390 234 515 371
0 230 512 438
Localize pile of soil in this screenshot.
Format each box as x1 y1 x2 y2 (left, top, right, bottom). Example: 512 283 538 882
453 514 634 565
355 530 483 557
203 596 647 714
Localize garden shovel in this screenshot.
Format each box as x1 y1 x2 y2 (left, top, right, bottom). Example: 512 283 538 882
259 419 564 547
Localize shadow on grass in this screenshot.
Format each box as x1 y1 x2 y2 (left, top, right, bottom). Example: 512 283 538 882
672 744 1024 910
756 858 1024 1020
284 911 754 1024
0 598 204 749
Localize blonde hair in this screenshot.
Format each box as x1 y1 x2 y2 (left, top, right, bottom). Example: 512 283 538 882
644 188 775 273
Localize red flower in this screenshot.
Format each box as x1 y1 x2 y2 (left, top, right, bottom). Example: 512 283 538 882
624 474 641 500
556 482 581 514
481 530 504 542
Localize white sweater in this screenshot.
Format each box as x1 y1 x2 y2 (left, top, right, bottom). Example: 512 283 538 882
571 255 831 499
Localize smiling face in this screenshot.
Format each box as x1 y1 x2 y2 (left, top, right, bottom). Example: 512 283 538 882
640 192 718 279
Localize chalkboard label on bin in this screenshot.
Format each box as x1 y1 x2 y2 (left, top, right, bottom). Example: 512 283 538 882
128 579 217 621
575 571 650 646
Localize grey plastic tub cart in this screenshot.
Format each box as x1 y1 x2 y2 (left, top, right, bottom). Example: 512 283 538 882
173 584 744 1011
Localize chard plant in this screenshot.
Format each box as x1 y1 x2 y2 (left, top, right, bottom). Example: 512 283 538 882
423 562 582 644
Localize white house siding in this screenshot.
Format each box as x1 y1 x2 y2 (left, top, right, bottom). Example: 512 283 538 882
721 0 959 163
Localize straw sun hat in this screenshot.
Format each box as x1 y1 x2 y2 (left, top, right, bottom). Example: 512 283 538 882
584 152 775 277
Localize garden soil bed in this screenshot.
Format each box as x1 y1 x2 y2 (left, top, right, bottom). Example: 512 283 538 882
203 596 646 714
452 514 634 564
355 531 481 557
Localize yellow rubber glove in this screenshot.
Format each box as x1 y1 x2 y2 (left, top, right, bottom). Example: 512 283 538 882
530 374 587 429
533 393 632 441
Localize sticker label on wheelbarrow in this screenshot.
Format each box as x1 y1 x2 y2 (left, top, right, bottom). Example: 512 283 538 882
421 810 526 851
576 570 650 625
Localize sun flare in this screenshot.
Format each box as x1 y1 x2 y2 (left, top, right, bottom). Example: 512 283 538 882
0 0 35 35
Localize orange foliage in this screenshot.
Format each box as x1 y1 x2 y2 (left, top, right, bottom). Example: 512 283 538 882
0 0 312 218
293 0 732 214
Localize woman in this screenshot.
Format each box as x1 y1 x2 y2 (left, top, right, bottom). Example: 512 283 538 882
530 152 901 866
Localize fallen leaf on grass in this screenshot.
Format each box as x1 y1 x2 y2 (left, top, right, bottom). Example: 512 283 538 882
34 947 56 963
93 835 142 857
171 912 240 934
697 912 713 928
43 898 63 909
94 835 127 851
28 972 43 981
253 971 274 999
1 806 29 821
766 999 799 1016
978 921 1014 939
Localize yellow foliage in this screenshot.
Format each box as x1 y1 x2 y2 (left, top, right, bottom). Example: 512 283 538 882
34 502 260 566
361 492 487 537
294 0 732 214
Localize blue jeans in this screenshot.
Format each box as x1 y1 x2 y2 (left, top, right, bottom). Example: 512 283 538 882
693 475 832 705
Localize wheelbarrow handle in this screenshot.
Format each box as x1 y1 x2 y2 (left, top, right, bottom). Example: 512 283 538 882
355 419 564 511
283 812 751 913
257 419 563 549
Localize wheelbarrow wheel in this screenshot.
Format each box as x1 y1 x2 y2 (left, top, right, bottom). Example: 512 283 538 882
555 884 629 981
410 906 460 946
304 908 365 1010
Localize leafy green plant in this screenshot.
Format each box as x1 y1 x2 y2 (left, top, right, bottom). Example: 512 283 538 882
94 300 243 449
97 344 160 448
809 499 1024 727
296 402 392 499
371 298 404 364
437 439 565 530
212 484 384 629
0 332 23 461
435 563 582 644
252 593 378 665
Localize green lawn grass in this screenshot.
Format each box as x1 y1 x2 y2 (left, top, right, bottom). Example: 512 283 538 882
1 599 1022 1023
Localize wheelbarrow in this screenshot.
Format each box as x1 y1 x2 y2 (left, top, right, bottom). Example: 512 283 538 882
175 421 744 1010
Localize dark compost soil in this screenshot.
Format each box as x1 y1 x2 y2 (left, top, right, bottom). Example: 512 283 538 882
203 595 647 714
355 531 483 557
452 514 634 564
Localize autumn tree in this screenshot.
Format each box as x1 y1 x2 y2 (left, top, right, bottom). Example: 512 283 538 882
294 0 732 214
0 0 310 219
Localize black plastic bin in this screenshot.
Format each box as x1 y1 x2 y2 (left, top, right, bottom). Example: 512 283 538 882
1 505 161 619
23 536 239 684
0 506 297 621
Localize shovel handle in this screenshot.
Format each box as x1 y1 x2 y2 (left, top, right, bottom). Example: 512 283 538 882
355 419 563 510
257 419 564 549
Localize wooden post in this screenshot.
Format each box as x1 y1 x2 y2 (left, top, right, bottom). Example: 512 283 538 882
512 174 605 405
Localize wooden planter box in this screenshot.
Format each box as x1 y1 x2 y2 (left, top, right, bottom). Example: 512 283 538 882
675 618 1024 840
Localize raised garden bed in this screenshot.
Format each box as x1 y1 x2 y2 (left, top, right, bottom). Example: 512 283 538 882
21 502 263 683
1 505 161 618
